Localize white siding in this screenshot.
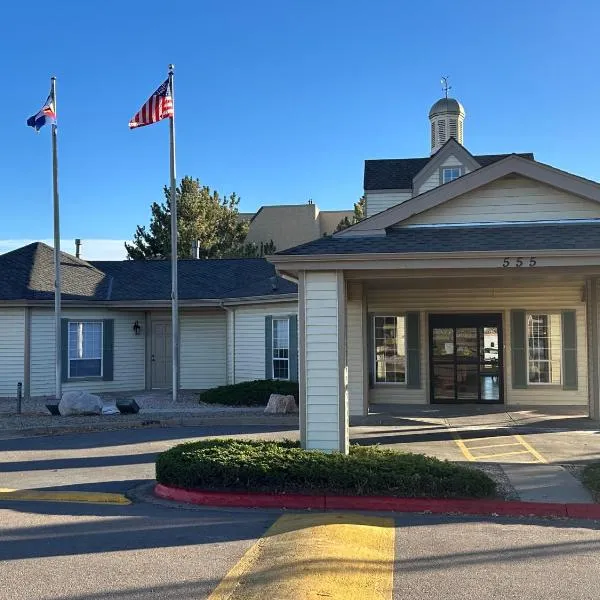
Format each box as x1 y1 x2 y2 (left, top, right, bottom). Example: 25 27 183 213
365 191 412 217
405 176 600 226
226 309 235 384
417 155 469 195
0 309 25 397
233 302 297 383
365 278 588 406
180 311 227 390
346 282 365 416
304 272 345 450
30 309 145 397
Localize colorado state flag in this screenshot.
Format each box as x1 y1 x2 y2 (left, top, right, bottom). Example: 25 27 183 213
27 92 56 131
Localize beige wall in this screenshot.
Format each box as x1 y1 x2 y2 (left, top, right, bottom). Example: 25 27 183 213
417 154 469 196
230 302 297 383
403 175 600 226
365 190 412 218
0 308 25 397
358 277 588 407
30 308 146 397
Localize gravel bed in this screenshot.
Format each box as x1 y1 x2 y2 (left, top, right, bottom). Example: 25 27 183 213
458 461 520 501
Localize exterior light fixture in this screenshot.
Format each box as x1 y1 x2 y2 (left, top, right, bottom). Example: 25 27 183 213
133 320 141 336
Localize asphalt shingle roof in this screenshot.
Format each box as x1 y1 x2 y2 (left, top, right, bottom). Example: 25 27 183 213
0 243 296 302
364 153 535 190
277 222 600 256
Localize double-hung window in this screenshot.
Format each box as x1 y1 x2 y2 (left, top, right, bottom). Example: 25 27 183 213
374 315 407 383
272 318 290 380
527 313 562 384
442 167 461 184
68 321 103 378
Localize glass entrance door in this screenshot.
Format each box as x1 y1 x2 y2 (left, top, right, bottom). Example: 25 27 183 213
430 314 503 404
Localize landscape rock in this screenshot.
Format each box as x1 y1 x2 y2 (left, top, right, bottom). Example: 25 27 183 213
264 394 298 414
58 391 103 416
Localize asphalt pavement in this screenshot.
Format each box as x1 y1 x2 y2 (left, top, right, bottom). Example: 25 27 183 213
1 423 600 599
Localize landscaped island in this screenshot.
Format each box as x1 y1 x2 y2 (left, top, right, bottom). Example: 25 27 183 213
156 439 496 499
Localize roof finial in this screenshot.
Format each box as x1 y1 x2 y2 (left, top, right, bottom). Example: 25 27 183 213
441 76 451 99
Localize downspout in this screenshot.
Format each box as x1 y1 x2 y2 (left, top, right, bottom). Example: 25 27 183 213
221 303 236 385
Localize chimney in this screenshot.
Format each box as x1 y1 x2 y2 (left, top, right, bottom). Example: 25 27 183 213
74 238 82 259
191 239 200 259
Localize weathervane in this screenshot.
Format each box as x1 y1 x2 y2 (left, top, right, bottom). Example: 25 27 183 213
441 76 451 99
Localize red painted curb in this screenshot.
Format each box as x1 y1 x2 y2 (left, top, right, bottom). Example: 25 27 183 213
154 484 600 520
154 484 326 510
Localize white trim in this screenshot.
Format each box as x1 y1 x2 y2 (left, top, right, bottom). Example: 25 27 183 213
272 317 290 381
526 312 562 386
403 218 600 229
372 314 407 385
67 320 104 379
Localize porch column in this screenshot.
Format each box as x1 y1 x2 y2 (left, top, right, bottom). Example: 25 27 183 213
299 270 349 453
586 278 600 420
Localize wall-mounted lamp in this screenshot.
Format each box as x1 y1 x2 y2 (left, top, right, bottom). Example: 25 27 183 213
133 320 141 336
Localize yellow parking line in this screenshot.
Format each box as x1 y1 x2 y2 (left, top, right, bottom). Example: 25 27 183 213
452 433 477 461
465 442 522 451
0 488 131 505
208 513 395 600
514 434 548 464
470 450 531 459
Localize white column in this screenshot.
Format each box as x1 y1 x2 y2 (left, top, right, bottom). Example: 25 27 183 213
346 281 366 416
300 271 349 453
587 278 600 420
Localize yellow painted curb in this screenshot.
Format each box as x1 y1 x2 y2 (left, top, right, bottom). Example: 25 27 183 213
208 512 395 600
0 488 131 505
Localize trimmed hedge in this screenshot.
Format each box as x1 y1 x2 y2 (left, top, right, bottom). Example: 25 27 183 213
582 463 600 501
156 439 496 499
199 379 299 406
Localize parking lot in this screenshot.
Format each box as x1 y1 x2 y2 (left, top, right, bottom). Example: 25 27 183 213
350 405 600 466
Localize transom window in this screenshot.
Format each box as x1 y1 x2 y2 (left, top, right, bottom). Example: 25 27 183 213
442 167 461 184
272 318 290 380
68 321 103 378
527 313 561 384
374 316 406 383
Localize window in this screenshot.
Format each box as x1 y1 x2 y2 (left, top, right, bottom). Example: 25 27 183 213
374 316 406 383
68 321 103 378
272 318 290 380
442 167 461 184
527 314 562 384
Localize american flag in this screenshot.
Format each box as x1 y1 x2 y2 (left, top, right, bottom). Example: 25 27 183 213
129 78 174 129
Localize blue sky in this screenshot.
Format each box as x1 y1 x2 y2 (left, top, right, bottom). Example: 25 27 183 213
2 0 599 259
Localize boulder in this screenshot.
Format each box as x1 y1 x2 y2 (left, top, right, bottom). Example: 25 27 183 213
58 390 103 416
264 393 298 414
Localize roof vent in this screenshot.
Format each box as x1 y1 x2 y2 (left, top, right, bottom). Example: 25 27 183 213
270 275 278 291
74 238 82 259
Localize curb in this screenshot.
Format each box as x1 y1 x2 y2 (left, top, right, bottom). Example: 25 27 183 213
154 483 600 520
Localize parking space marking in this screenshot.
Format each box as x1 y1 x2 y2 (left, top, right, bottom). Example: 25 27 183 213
208 513 395 600
0 488 131 505
451 432 547 463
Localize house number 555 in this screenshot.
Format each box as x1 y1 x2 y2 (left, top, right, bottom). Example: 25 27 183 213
502 257 536 267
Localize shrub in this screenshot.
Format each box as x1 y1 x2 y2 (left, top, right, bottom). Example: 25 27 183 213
582 463 600 501
156 439 496 499
199 379 299 406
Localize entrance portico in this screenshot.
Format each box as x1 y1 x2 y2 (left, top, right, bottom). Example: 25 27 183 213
276 253 600 452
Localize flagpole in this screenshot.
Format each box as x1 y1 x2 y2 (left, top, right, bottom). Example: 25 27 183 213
168 64 179 402
51 76 62 402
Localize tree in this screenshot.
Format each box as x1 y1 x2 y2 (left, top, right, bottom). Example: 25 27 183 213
335 195 366 232
125 176 274 259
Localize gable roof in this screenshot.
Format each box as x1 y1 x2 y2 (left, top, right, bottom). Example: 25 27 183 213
346 154 600 235
275 222 600 256
0 242 297 303
364 141 535 190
